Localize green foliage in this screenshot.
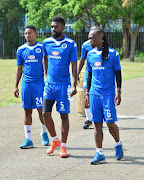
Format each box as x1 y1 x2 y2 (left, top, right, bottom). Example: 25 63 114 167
116 48 123 59
0 0 25 58
135 50 144 58
36 36 47 43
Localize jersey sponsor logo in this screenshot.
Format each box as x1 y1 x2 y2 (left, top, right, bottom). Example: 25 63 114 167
36 48 41 53
93 62 105 70
25 59 38 63
94 62 101 66
49 51 61 59
52 51 59 56
61 43 67 49
28 55 35 60
93 66 105 70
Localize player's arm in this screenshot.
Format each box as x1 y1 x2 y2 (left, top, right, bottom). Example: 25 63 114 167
115 70 122 106
84 71 92 107
43 55 48 79
14 65 23 98
77 58 85 83
71 61 77 97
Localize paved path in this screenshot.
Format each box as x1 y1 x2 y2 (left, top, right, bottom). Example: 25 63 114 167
0 77 144 180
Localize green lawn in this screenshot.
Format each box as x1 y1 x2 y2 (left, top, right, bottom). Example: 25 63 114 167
0 58 144 107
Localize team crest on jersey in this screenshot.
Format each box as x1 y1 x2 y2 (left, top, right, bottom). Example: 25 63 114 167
94 62 101 66
52 51 59 56
28 55 35 59
61 43 67 49
36 48 41 53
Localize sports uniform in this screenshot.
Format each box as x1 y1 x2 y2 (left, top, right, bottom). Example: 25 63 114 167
17 42 44 109
87 47 121 123
43 35 78 113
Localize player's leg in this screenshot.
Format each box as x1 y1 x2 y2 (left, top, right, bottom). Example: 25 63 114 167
37 108 49 146
20 81 34 149
43 83 61 154
90 95 106 165
103 94 123 160
83 70 92 129
32 80 49 146
56 84 70 157
60 113 69 143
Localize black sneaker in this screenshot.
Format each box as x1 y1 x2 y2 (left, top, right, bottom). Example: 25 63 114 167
83 120 92 129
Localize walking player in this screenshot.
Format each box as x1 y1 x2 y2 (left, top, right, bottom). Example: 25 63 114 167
14 25 49 149
77 39 93 129
42 16 77 158
85 26 123 164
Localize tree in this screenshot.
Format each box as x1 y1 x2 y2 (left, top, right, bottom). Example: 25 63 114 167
121 0 144 61
0 0 24 58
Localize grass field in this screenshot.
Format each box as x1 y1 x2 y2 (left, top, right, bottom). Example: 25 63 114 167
0 58 144 107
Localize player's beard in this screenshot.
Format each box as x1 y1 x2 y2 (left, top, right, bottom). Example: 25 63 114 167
52 31 62 38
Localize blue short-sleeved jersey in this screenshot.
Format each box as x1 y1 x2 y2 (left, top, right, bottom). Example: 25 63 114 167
17 42 44 82
87 47 121 95
43 35 78 85
81 40 93 70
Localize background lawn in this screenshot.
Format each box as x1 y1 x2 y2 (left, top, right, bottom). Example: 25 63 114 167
0 58 144 107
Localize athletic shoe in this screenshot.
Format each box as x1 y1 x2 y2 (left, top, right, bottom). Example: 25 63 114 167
41 132 49 146
115 143 124 160
20 138 34 149
91 152 106 165
60 146 68 158
46 139 61 154
83 120 92 129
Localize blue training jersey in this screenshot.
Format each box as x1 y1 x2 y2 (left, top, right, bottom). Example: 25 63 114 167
81 40 93 71
87 47 121 95
43 35 78 84
17 42 44 82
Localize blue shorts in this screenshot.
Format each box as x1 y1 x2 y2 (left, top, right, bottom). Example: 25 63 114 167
90 94 117 123
43 83 70 113
21 80 44 109
83 70 88 88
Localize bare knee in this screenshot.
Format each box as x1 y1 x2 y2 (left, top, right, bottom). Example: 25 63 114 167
94 122 103 131
107 122 117 130
60 113 69 122
43 112 52 121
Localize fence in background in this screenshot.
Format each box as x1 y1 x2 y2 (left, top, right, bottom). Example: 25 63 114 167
0 32 144 58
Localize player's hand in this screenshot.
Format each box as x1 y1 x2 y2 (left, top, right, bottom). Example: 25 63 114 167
14 87 19 98
115 92 121 106
85 93 90 107
70 87 77 97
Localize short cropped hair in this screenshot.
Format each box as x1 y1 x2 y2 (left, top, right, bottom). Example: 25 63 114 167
52 16 65 26
25 25 36 33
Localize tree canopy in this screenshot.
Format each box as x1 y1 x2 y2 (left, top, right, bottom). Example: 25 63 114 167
0 0 24 58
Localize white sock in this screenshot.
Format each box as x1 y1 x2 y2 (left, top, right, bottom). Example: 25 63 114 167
52 136 58 141
61 143 66 147
96 148 103 155
41 123 47 133
24 125 31 141
115 141 121 146
85 108 91 121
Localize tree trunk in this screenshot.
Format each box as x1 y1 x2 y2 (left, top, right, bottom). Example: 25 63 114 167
130 34 137 62
122 18 129 58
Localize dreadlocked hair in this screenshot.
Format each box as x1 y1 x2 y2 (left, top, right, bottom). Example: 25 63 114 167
101 31 109 65
90 26 109 65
